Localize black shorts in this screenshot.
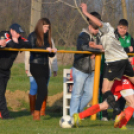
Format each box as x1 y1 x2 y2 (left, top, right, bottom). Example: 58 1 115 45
103 59 134 81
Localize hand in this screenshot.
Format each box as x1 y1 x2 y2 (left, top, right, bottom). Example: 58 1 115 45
90 54 95 59
128 57 132 63
0 39 6 47
12 38 19 43
52 48 57 53
53 71 57 77
101 49 105 52
89 41 96 48
80 3 88 14
46 47 52 52
25 70 28 74
129 46 133 52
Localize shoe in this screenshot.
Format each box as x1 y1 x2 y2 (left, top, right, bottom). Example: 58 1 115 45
101 117 108 121
33 110 40 121
2 116 14 120
114 112 126 128
73 113 81 128
0 112 14 120
120 126 127 130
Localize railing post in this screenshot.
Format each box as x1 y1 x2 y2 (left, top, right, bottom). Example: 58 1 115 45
90 54 101 120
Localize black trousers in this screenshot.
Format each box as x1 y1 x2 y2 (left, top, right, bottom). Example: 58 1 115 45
0 76 10 118
30 63 49 111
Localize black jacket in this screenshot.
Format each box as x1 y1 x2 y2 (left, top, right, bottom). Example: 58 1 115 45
73 30 101 74
0 31 31 76
28 32 55 65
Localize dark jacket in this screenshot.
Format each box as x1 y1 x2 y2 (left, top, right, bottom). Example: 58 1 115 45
73 28 101 74
0 31 31 76
114 30 134 53
28 32 55 65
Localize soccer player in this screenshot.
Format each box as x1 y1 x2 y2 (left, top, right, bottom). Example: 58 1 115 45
73 3 134 128
101 19 134 121
73 58 134 129
82 2 134 115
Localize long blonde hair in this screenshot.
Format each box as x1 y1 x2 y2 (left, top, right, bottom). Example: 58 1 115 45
35 18 52 47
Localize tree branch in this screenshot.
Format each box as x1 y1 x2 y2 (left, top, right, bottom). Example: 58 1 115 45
74 0 88 24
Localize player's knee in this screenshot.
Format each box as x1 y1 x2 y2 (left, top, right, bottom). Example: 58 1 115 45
129 101 134 108
103 91 115 107
102 88 109 94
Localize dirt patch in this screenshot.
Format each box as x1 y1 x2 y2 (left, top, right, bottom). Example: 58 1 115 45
47 92 63 107
5 90 63 111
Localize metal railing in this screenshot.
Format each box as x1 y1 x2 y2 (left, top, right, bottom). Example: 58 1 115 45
1 48 133 120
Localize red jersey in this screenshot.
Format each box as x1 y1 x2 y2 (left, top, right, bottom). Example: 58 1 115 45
111 57 134 99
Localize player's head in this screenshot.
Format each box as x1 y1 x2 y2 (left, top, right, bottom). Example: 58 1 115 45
87 12 101 22
88 21 99 35
87 12 101 35
117 19 128 37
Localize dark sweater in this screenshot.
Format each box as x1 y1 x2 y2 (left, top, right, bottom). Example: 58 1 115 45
28 32 55 65
0 32 31 76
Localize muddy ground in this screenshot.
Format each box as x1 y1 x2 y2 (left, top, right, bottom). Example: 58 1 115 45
6 90 63 112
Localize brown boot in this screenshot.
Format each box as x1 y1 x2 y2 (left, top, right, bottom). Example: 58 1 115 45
29 94 36 115
40 96 47 116
33 110 40 120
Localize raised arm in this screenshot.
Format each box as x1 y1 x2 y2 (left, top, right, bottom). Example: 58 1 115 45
80 3 102 27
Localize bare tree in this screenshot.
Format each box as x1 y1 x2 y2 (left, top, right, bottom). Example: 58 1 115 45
121 0 127 19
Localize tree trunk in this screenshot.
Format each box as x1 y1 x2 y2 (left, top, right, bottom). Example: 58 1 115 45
30 0 42 32
121 0 127 19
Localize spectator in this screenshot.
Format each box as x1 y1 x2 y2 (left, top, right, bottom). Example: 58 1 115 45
28 18 57 120
25 38 58 116
70 12 102 116
0 24 31 119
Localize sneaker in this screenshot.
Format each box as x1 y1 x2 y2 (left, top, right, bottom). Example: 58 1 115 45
114 112 126 128
101 117 108 121
73 113 81 128
120 126 127 130
2 116 14 120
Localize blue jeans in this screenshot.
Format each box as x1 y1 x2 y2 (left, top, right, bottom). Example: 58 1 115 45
70 67 94 116
29 76 50 95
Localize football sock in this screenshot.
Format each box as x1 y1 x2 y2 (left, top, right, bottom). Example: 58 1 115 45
119 107 134 128
79 104 100 119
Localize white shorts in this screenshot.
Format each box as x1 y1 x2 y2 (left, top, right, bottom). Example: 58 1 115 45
120 89 134 98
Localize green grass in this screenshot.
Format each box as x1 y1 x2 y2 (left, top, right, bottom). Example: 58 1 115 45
57 45 76 51
2 63 134 134
0 111 134 134
7 63 72 96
